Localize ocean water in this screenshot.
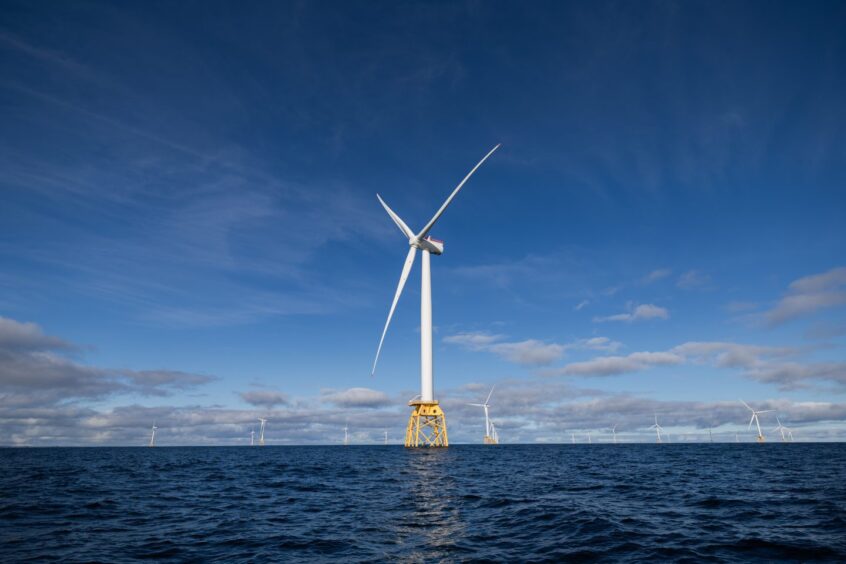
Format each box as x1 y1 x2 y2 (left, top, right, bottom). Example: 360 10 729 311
1 444 845 562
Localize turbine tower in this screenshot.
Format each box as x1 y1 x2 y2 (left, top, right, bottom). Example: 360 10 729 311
371 145 501 448
611 424 618 444
649 415 664 444
250 427 255 446
258 418 267 446
571 432 576 444
344 422 349 446
384 430 388 445
148 422 157 447
468 385 498 445
740 400 773 443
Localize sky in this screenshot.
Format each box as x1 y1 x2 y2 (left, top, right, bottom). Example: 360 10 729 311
1 0 845 445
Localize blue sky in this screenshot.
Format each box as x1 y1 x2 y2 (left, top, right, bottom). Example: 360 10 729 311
1 1 845 445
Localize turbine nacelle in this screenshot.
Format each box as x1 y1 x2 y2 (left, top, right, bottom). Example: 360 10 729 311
412 236 444 255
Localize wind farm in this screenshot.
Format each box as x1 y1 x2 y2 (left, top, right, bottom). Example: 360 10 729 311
3 2 845 562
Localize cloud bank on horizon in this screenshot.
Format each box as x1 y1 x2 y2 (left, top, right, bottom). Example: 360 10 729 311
1 1 845 444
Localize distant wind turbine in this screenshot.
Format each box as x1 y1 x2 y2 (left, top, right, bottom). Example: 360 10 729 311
148 422 157 448
344 422 349 446
611 424 618 444
258 418 267 446
740 400 773 443
649 415 664 444
571 432 576 444
468 385 498 444
586 431 592 444
250 427 255 446
773 417 794 443
384 430 388 445
708 427 713 443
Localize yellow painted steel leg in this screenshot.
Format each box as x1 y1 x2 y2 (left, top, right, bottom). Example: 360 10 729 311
405 401 448 448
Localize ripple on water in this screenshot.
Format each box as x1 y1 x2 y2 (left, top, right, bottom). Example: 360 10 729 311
1 444 845 562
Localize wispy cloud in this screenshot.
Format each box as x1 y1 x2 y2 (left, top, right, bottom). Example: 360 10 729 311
0 315 215 408
677 270 712 290
239 390 290 408
444 332 621 366
550 339 845 391
594 303 669 323
550 351 682 376
765 267 846 326
641 268 671 284
320 387 392 408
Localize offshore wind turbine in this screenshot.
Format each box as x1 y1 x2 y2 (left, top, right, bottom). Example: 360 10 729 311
258 418 267 446
586 432 592 444
740 400 773 443
649 415 664 444
571 432 576 444
371 145 501 447
611 424 618 444
250 427 255 446
344 421 349 446
148 422 157 447
384 430 388 445
468 385 498 445
773 417 794 442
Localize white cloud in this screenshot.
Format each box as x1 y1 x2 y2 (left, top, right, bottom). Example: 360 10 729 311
444 332 621 366
239 390 290 408
642 268 671 284
553 351 682 376
594 303 669 323
487 340 567 365
574 299 590 311
677 270 711 289
765 267 846 325
320 387 391 408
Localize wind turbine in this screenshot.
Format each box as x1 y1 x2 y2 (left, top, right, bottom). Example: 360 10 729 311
571 432 576 444
611 424 618 444
468 385 498 445
586 431 592 444
708 427 713 443
371 145 501 447
258 418 267 446
773 417 794 442
649 415 664 444
740 400 773 443
384 430 388 445
344 422 349 446
250 427 255 446
148 422 157 447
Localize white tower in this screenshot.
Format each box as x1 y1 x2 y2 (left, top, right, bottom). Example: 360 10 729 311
258 418 267 446
148 422 157 447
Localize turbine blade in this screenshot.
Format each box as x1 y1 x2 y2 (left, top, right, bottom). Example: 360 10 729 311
748 414 755 429
485 384 496 405
371 246 417 376
757 410 775 414
416 144 500 240
377 194 414 239
740 399 753 412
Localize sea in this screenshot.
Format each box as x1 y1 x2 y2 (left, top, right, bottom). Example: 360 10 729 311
2 444 845 562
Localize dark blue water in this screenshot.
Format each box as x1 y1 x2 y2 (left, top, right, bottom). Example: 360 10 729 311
2 444 845 562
